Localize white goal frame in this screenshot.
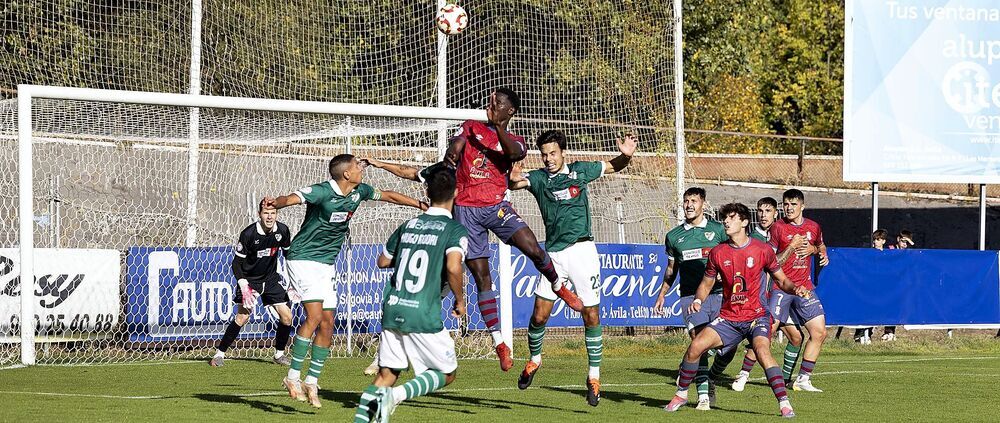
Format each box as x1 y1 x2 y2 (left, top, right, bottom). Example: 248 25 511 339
16 84 499 365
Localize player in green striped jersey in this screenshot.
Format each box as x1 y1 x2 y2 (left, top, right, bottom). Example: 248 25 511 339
507 130 636 407
267 154 424 408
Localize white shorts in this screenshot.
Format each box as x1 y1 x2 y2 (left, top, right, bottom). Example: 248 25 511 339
285 259 337 310
378 328 458 374
534 241 601 307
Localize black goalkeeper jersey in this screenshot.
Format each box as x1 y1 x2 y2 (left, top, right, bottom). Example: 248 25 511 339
233 221 291 283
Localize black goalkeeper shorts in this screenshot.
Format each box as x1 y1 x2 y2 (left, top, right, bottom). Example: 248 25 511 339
233 277 289 306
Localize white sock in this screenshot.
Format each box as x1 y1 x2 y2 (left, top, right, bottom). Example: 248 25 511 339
392 386 406 404
737 370 749 378
675 389 689 400
698 393 709 401
490 331 503 346
303 375 318 385
214 350 225 358
274 350 284 359
531 354 541 365
287 368 301 380
588 366 599 379
779 399 792 409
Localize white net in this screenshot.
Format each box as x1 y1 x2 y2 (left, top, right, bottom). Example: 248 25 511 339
0 0 679 365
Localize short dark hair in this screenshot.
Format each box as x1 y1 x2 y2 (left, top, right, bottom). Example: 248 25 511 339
783 189 805 202
898 229 913 238
873 229 888 240
426 166 457 204
757 197 778 209
328 154 355 180
536 129 567 150
683 187 706 200
720 202 751 222
495 87 521 114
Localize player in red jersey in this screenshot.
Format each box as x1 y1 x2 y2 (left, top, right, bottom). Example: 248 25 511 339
769 189 829 392
663 203 806 418
445 88 583 371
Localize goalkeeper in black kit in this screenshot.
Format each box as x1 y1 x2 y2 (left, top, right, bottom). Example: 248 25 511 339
210 199 295 366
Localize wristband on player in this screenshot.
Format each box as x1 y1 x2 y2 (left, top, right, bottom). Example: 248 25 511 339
692 298 702 306
237 278 249 289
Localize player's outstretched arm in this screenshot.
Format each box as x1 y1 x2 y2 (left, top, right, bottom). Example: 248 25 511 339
508 162 530 191
361 158 421 182
376 252 392 269
378 190 427 210
266 194 302 210
445 251 466 318
602 133 637 175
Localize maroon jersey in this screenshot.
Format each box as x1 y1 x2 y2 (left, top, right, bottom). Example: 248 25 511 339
704 238 780 321
769 217 824 290
454 120 527 207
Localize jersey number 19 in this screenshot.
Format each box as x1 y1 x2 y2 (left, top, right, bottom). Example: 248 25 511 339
395 248 429 294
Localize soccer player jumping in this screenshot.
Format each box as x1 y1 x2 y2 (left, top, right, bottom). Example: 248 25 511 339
210 199 293 367
663 203 806 418
508 129 636 406
446 88 584 370
267 154 424 408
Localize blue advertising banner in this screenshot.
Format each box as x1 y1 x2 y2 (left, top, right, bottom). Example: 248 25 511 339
815 248 1000 325
845 0 1000 183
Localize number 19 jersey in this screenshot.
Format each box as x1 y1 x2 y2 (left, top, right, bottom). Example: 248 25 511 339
381 208 469 334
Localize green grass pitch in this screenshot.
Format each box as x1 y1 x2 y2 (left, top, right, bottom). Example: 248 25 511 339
2 331 998 421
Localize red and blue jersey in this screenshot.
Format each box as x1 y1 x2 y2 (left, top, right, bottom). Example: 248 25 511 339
769 217 824 290
704 238 780 322
454 120 527 207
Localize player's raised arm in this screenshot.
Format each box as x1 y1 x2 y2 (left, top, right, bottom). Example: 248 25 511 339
362 158 421 182
265 193 302 210
508 162 530 191
487 89 527 161
602 133 637 175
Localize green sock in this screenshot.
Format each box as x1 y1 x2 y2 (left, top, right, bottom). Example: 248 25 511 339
287 335 311 379
353 385 379 423
396 369 447 401
585 325 603 378
782 344 802 380
528 321 546 361
695 354 711 396
304 344 330 384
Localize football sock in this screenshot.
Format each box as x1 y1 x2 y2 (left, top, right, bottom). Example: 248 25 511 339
709 347 737 380
799 359 815 379
532 253 560 284
287 335 311 380
528 321 546 364
353 385 379 423
303 344 330 385
585 325 602 379
765 366 789 402
695 354 711 398
275 322 292 352
213 350 225 358
478 290 501 333
741 355 756 373
677 359 699 396
782 343 801 380
392 370 447 403
216 320 243 353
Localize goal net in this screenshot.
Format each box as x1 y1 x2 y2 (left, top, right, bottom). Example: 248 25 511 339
1 0 681 366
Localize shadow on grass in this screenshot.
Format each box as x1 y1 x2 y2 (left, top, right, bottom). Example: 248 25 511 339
401 391 584 415
637 367 679 380
193 393 311 415
544 385 665 408
318 389 370 409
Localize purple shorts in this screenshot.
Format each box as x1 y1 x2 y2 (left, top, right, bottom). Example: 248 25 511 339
454 201 528 260
709 315 772 355
769 289 796 326
679 293 723 332
791 291 825 324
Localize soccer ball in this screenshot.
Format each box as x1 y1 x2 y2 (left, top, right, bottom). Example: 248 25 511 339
436 4 469 35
